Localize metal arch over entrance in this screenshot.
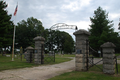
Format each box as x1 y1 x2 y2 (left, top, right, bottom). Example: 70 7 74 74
50 23 78 30
43 23 77 63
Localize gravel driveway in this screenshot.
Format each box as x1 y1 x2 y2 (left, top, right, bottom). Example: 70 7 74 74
0 58 75 80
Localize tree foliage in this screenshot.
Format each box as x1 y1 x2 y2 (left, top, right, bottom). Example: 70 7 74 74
89 7 119 52
62 32 74 53
16 17 44 49
0 1 14 48
16 17 74 53
45 30 74 54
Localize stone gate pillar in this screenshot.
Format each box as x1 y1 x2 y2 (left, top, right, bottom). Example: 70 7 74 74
101 42 116 74
73 29 90 71
25 46 34 63
33 36 45 64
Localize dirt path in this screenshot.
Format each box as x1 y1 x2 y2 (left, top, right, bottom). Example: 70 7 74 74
0 58 75 80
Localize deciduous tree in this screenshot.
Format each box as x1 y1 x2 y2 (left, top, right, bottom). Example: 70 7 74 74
16 17 44 49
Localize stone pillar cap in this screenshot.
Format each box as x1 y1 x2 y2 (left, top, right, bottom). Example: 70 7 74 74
100 42 116 48
26 46 34 50
33 36 45 41
73 29 90 36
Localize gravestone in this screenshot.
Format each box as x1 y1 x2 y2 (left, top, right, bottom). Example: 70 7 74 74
73 29 90 71
101 42 116 74
33 36 45 64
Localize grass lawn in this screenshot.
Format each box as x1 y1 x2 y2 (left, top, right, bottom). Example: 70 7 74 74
49 54 120 80
48 71 120 80
115 53 120 57
0 54 39 71
0 54 75 71
115 53 120 60
49 64 120 80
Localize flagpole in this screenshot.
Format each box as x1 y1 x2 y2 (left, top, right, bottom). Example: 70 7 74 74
12 23 16 61
12 3 18 61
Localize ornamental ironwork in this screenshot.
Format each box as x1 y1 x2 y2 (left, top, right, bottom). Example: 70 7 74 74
50 23 78 30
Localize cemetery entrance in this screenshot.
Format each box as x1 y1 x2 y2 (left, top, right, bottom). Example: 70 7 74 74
26 23 77 64
44 23 77 63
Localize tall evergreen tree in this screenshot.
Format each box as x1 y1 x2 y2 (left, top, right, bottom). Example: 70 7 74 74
89 7 118 53
0 1 14 48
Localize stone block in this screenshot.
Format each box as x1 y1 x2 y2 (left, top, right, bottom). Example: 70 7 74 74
103 59 115 64
103 52 115 57
34 55 38 58
76 58 83 63
103 54 115 59
76 62 87 67
37 54 42 56
76 67 83 71
102 49 115 53
76 66 87 71
76 67 85 71
76 63 83 68
103 64 115 70
76 54 83 58
103 69 115 74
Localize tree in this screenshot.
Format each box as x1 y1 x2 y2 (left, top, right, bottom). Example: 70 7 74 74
62 32 74 54
0 1 14 51
16 17 44 49
89 7 119 55
45 30 74 54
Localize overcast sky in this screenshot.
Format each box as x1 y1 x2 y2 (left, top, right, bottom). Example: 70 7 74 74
4 0 120 40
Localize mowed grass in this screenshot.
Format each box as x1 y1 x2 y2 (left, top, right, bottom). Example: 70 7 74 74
0 54 39 71
115 53 120 57
48 71 120 80
49 64 120 80
49 55 120 80
54 54 75 64
0 54 75 71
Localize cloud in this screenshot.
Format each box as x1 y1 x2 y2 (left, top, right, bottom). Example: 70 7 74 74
61 1 80 11
5 0 15 14
4 0 120 39
109 13 120 20
61 0 91 12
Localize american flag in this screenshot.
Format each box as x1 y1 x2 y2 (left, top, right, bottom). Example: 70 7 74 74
14 4 18 16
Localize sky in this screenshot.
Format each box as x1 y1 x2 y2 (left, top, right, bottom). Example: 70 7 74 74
4 0 120 40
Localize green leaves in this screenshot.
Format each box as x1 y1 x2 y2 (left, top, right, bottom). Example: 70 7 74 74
89 6 118 51
0 1 14 48
45 30 74 54
16 17 44 49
